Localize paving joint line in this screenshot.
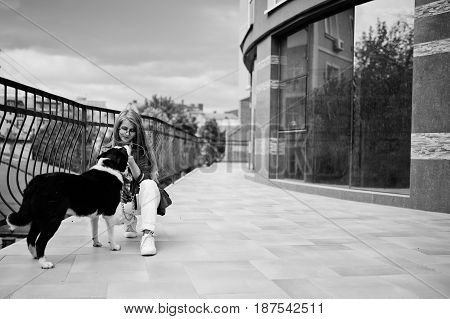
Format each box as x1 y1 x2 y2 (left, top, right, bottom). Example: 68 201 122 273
251 171 448 298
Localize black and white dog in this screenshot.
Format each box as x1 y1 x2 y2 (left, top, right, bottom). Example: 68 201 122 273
7 147 128 269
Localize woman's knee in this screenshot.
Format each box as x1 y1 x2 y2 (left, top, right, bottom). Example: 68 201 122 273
139 179 159 194
138 179 160 209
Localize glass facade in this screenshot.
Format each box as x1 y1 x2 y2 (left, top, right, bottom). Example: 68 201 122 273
275 0 414 194
277 29 308 179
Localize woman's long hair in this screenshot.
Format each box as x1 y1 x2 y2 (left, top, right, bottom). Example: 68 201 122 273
108 107 159 181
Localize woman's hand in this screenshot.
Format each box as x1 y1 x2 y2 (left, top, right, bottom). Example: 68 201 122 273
127 154 136 166
124 145 132 156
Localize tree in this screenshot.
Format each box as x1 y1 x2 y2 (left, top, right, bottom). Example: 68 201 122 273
199 119 219 141
198 118 225 164
352 19 414 187
172 112 198 136
133 95 199 135
135 95 172 123
355 20 413 75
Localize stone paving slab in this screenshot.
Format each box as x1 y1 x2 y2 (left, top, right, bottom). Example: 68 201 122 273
0 162 449 299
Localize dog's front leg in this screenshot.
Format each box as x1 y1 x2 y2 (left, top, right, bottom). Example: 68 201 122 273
103 215 121 251
90 214 102 247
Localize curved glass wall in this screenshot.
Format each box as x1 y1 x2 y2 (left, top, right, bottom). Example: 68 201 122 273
275 0 414 194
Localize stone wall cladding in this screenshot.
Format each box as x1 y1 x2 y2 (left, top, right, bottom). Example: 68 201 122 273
411 133 450 160
415 0 450 19
414 38 450 57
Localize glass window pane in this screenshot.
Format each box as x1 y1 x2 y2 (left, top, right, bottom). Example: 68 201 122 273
274 1 413 194
324 15 338 38
280 29 308 80
351 0 414 194
307 8 354 186
279 77 306 131
277 131 306 180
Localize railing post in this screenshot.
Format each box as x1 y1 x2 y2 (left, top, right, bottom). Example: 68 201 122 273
81 106 87 172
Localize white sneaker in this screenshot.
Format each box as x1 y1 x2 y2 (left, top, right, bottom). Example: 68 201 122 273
124 227 137 238
140 231 157 256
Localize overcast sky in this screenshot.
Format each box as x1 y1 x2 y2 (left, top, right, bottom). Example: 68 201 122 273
0 0 240 112
355 0 414 38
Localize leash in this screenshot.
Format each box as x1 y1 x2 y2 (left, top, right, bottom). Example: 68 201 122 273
120 190 136 222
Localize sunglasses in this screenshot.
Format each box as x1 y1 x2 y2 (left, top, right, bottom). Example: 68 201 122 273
119 126 137 134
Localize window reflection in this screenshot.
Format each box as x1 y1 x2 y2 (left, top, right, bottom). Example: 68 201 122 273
280 30 308 80
278 29 308 132
308 8 354 185
279 78 306 131
352 0 414 193
324 15 338 38
275 0 414 194
277 29 308 179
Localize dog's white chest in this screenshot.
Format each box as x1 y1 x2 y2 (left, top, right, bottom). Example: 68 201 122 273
66 208 98 218
66 208 77 216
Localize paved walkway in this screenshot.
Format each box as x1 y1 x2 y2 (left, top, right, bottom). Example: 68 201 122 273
0 162 449 298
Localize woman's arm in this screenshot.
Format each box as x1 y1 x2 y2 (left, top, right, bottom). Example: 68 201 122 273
130 149 156 182
127 155 142 180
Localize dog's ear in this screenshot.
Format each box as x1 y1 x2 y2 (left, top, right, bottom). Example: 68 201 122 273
117 148 128 172
102 158 112 167
97 149 110 160
97 148 128 172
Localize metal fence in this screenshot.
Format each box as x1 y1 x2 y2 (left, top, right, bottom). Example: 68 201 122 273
0 76 203 224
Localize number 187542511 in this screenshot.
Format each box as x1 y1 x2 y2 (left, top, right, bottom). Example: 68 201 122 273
254 302 323 314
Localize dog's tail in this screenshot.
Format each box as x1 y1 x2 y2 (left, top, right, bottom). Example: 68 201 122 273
7 178 39 231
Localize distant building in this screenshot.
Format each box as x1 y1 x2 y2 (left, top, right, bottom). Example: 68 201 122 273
225 109 239 117
223 100 252 163
75 97 106 108
205 111 240 133
239 97 251 127
1 95 110 142
184 103 206 129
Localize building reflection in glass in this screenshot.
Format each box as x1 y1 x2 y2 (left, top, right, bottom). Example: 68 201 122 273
275 0 414 194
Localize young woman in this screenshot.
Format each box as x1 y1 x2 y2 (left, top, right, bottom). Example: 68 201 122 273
106 107 160 256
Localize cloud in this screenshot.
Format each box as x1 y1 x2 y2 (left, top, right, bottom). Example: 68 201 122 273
0 0 240 113
2 48 238 111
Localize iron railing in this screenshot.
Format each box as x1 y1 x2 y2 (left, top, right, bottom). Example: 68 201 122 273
0 76 203 224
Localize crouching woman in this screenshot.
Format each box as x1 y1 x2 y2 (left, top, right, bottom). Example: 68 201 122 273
107 107 160 256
